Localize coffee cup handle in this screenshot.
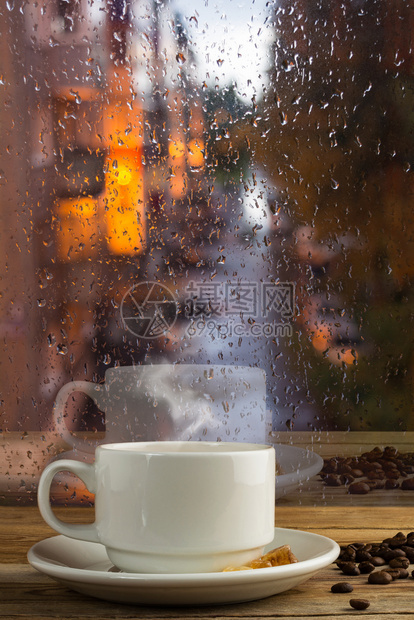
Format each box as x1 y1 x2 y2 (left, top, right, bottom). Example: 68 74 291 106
37 459 100 543
53 381 104 452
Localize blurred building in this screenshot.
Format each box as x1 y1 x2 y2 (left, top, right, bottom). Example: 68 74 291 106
252 0 414 430
0 0 209 431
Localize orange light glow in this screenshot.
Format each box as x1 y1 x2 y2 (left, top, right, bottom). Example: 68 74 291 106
168 134 187 199
169 139 186 159
188 138 205 168
56 196 98 262
341 348 358 365
116 164 132 185
327 347 359 366
169 163 187 199
104 149 145 255
59 196 97 218
311 324 331 351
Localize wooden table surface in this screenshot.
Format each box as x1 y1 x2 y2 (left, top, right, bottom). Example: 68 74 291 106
1 504 414 619
1 431 414 618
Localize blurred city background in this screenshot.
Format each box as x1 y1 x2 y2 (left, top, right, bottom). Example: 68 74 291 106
0 0 413 439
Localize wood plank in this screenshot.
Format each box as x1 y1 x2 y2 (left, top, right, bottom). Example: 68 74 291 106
271 431 414 456
0 506 93 563
2 563 414 619
2 504 413 532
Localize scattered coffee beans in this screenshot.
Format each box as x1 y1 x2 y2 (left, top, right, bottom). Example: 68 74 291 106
330 531 414 613
336 531 414 586
349 598 370 610
320 446 414 494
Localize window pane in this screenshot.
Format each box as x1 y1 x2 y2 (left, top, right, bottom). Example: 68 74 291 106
1 0 413 504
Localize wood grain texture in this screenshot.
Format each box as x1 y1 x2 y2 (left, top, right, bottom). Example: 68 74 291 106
2 505 414 619
1 561 414 619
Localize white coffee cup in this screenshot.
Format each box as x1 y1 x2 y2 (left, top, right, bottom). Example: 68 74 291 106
37 441 275 574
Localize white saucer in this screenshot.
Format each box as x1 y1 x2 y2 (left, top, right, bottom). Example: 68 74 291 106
27 528 339 606
274 444 324 498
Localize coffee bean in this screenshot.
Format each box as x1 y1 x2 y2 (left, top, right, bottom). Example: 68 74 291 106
383 549 406 562
340 562 360 576
367 469 385 480
348 481 371 494
369 544 382 554
383 446 398 457
389 557 410 569
385 479 400 489
338 463 353 474
401 477 414 490
385 470 400 480
364 448 383 461
323 458 339 473
331 582 354 593
350 599 370 610
384 533 407 546
340 546 357 561
368 571 393 584
324 474 343 487
382 568 402 580
340 473 355 485
401 546 414 562
356 550 373 562
397 569 409 579
359 561 375 574
371 556 387 566
351 468 364 478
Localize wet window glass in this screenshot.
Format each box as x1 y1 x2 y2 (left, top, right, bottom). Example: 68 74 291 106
0 0 413 503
